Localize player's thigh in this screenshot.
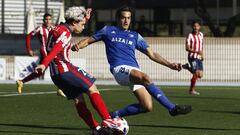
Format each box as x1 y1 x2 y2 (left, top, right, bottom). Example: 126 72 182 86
112 65 144 85
129 69 151 85
52 69 96 99
196 70 203 78
196 60 203 78
133 87 153 112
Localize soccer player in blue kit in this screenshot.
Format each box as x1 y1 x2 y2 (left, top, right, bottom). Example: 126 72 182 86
72 6 192 118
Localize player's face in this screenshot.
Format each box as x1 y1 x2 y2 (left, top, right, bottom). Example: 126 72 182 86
44 16 52 28
118 11 131 30
73 18 86 34
193 23 201 33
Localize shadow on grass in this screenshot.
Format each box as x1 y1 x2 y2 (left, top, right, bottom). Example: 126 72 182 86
201 110 240 115
130 124 240 131
0 123 89 135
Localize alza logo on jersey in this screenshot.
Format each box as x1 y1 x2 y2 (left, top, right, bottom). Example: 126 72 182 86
111 37 133 45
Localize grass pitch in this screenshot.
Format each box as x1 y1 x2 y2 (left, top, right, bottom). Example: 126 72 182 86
0 84 240 135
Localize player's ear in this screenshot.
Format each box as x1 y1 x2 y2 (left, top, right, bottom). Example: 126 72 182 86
72 20 80 26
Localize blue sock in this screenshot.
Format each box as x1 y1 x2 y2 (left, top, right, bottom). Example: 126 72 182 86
146 83 175 111
112 104 145 118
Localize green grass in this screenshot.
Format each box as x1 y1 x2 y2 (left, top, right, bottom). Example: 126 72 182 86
0 84 240 135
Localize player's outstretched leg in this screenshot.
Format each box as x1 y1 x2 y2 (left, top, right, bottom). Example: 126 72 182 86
75 96 100 129
111 103 145 118
146 83 192 116
189 74 200 95
111 87 153 118
16 72 41 94
87 84 120 130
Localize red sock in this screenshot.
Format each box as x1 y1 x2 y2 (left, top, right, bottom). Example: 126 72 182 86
75 101 99 129
190 74 198 91
89 93 111 120
22 72 41 83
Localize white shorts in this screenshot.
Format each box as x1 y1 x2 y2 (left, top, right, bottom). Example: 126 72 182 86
112 65 144 91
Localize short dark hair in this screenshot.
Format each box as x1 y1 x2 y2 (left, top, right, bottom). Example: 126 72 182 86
43 13 52 20
115 6 133 20
65 18 80 25
192 20 201 26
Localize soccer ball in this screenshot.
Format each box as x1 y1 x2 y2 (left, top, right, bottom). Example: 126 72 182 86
113 117 129 135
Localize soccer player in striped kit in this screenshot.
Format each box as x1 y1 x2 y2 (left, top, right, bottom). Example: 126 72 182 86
182 21 204 95
35 7 119 134
72 6 192 119
16 13 65 97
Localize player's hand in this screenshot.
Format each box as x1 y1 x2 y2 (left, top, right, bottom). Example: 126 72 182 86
198 51 203 55
35 64 46 74
71 44 79 52
28 50 34 56
170 63 182 72
198 51 204 61
85 8 92 21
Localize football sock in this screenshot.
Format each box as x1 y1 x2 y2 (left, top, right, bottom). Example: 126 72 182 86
113 103 145 117
89 93 111 120
22 72 41 83
190 74 198 91
146 83 175 111
75 101 99 129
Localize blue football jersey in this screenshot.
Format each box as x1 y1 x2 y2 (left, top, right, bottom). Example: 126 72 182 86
92 26 149 69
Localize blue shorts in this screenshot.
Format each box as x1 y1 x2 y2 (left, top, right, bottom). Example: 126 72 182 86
51 67 96 100
188 58 203 72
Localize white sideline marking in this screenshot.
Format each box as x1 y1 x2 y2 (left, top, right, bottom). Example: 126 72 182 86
0 88 117 97
0 91 56 97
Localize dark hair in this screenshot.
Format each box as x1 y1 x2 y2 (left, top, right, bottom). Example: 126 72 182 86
65 19 80 25
115 6 133 20
192 20 201 26
43 13 52 20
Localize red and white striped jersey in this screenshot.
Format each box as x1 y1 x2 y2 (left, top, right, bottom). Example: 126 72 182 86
26 25 52 57
42 24 76 76
185 32 204 59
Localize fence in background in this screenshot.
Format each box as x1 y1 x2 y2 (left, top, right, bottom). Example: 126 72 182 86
0 0 63 34
1 37 240 85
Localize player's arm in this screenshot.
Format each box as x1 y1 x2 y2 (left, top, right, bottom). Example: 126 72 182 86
185 36 202 54
26 27 40 56
71 36 97 51
36 31 70 73
185 43 199 53
145 48 182 71
26 32 34 56
72 26 107 51
35 42 63 73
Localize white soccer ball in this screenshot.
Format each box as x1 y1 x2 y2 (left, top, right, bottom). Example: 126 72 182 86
113 117 129 135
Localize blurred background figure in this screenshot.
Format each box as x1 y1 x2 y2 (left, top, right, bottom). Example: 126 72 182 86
16 12 65 97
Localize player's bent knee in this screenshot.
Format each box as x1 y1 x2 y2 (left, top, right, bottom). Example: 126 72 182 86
142 74 151 86
88 84 100 94
197 72 203 78
143 104 153 112
140 99 153 112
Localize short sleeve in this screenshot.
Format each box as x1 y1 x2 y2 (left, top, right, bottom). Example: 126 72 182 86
136 33 149 54
92 26 107 41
